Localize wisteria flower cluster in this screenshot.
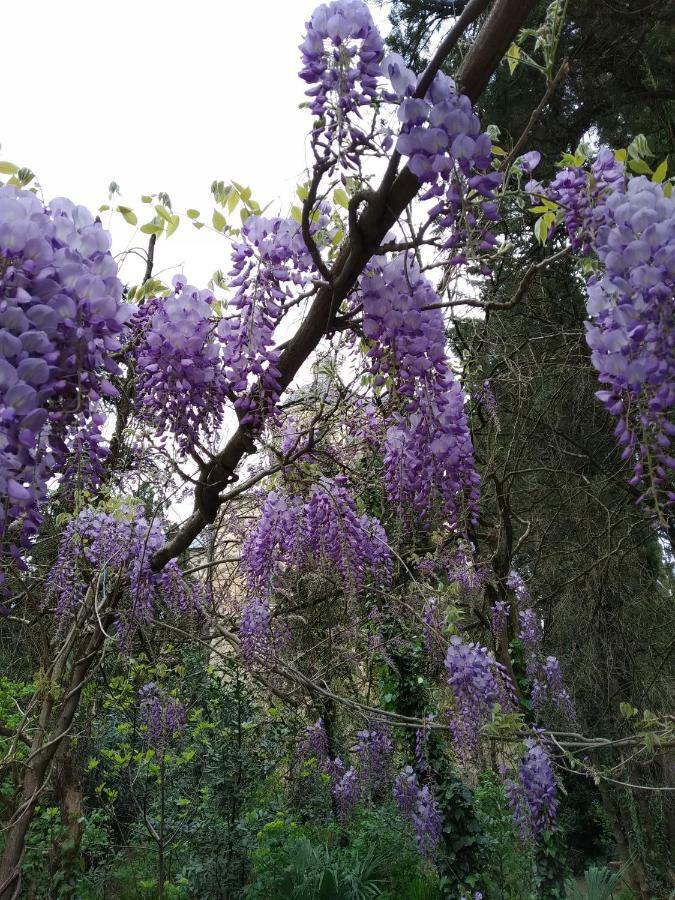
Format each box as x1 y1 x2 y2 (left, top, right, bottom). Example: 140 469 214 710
393 766 443 858
354 721 393 797
444 635 515 759
0 186 130 558
133 275 226 455
356 254 480 530
534 148 624 252
539 154 674 512
297 717 330 768
504 735 558 840
518 608 574 718
241 476 392 598
220 215 318 428
490 600 510 636
239 596 272 666
389 55 493 183
385 52 502 257
45 505 201 644
299 0 385 156
585 177 675 512
138 682 186 751
329 759 361 821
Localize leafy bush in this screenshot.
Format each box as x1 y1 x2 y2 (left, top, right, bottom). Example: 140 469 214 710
245 808 442 900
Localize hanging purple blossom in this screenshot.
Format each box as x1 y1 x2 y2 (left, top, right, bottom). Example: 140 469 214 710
138 682 186 751
504 735 558 840
133 275 227 455
45 505 200 643
241 477 392 598
0 187 131 561
355 254 480 531
299 0 385 155
298 718 330 768
393 766 443 858
491 600 510 636
506 569 530 603
220 215 318 428
444 635 515 759
331 762 360 821
517 608 574 718
354 721 393 796
239 596 272 666
540 153 674 513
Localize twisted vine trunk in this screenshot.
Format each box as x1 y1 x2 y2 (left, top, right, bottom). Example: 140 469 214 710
0 1 538 894
0 594 112 900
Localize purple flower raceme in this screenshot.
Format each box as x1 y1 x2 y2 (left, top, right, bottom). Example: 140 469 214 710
133 275 227 455
444 635 516 759
45 505 200 644
220 215 319 429
491 600 510 636
506 569 530 602
298 718 330 768
518 608 575 719
422 597 447 670
0 187 131 564
393 767 443 858
241 477 392 598
239 596 272 666
355 254 480 531
138 682 186 751
330 760 360 821
299 0 386 157
385 53 502 257
539 153 674 512
241 490 303 596
354 721 393 797
504 734 558 841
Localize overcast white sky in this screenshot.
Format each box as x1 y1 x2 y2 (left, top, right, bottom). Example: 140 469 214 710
1 0 391 286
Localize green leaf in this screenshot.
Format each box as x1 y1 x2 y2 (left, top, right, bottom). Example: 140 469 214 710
155 204 173 223
333 187 349 208
0 161 19 175
98 204 110 212
614 148 627 163
165 214 180 238
212 209 226 232
534 211 555 244
651 158 668 183
116 205 137 226
506 43 520 75
141 194 153 203
240 208 250 224
491 145 507 156
619 702 637 718
627 133 654 160
227 191 239 214
186 208 200 219
628 159 652 175
192 221 205 230
140 222 163 235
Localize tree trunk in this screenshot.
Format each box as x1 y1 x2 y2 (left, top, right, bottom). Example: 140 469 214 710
0 605 108 900
50 743 85 878
597 781 650 900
